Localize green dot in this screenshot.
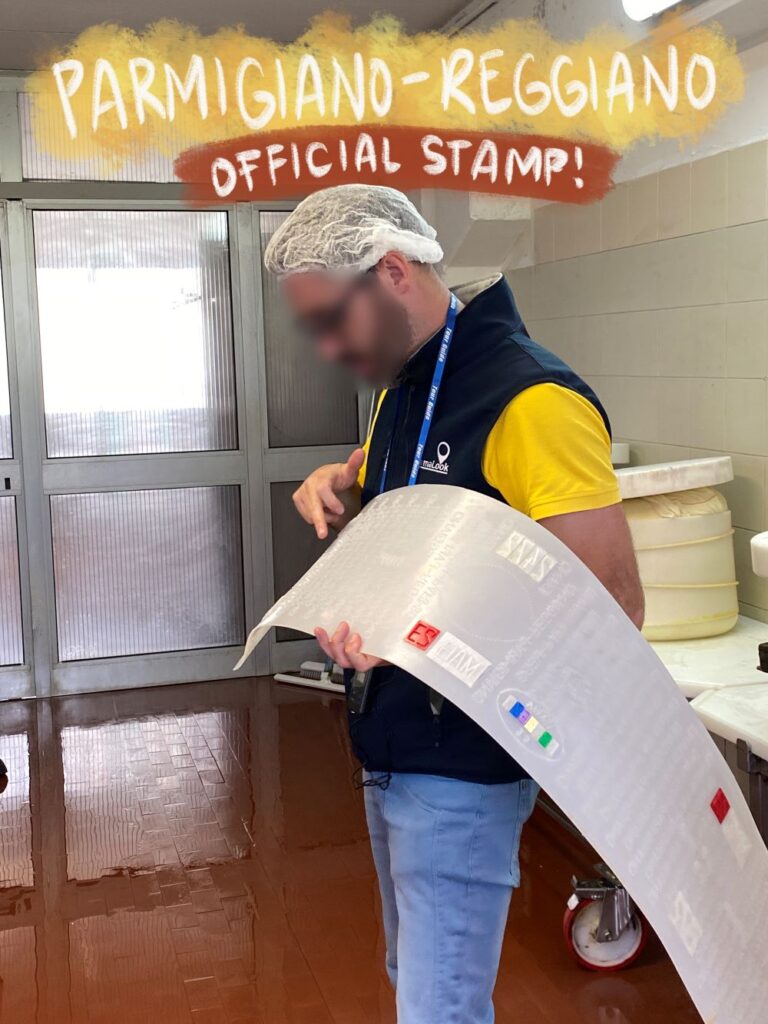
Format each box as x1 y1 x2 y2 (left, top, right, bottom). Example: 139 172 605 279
539 731 553 748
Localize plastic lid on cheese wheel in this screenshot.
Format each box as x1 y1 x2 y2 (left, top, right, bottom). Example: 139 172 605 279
616 456 733 500
751 532 768 579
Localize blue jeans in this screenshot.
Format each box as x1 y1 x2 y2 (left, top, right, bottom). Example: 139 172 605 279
364 772 539 1024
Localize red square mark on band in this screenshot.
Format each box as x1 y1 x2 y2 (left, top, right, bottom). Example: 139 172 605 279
405 621 441 650
711 788 730 824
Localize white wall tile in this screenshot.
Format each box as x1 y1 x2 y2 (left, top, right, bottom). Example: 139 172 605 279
559 253 605 318
656 307 692 377
691 152 728 233
725 301 768 378
739 602 768 623
689 378 727 451
600 242 663 314
533 204 555 264
688 305 727 377
658 163 692 239
550 204 575 261
725 379 768 456
602 375 659 442
554 202 601 261
726 221 768 303
626 175 659 246
506 266 534 320
573 316 604 376
582 314 609 364
534 262 567 319
600 183 629 252
656 230 727 309
600 311 661 376
591 375 621 424
527 317 558 351
656 377 693 447
727 142 768 227
526 266 545 321
540 317 580 365
721 453 767 533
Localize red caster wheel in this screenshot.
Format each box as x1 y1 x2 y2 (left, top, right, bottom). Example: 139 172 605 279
564 896 648 972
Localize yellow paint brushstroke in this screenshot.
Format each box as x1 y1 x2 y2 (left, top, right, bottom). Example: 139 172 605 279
24 12 744 170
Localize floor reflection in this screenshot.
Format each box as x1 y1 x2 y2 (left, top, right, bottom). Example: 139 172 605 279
0 731 32 888
0 677 700 1023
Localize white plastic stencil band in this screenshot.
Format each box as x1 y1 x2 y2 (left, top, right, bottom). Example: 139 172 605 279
496 529 558 582
722 813 753 869
425 631 490 686
670 892 703 958
235 484 768 1024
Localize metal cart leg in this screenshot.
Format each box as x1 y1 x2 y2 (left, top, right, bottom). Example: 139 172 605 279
736 740 768 845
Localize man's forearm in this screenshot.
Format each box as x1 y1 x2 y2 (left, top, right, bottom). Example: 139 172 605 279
540 503 645 629
603 565 645 628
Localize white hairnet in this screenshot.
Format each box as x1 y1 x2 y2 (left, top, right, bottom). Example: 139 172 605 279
264 184 444 276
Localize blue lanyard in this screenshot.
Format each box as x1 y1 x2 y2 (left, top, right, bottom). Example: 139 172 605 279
378 293 459 494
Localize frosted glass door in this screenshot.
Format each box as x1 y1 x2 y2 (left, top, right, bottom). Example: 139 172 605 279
0 497 23 667
25 206 258 693
0 251 24 673
0 278 10 460
50 487 244 661
33 210 237 458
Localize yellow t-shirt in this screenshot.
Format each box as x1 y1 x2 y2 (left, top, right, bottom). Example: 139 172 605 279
481 382 620 519
359 382 620 520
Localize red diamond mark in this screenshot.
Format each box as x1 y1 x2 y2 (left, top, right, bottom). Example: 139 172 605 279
711 788 730 824
404 621 441 650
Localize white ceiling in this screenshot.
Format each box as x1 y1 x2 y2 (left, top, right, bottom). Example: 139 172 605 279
0 0 470 72
6 0 766 75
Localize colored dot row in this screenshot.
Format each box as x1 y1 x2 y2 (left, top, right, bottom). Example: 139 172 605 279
502 696 559 755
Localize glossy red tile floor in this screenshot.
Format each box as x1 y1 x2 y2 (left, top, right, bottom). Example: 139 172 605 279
0 677 700 1023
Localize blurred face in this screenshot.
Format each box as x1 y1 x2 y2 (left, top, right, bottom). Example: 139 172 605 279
281 266 413 384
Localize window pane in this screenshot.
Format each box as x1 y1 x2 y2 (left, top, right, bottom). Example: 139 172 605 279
260 212 360 448
0 262 11 459
50 487 244 661
33 210 237 457
20 92 179 183
271 481 329 642
0 497 23 666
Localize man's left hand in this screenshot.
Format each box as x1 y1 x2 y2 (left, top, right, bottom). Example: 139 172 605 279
315 621 389 671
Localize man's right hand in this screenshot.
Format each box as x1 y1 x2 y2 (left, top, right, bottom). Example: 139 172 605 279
292 448 366 540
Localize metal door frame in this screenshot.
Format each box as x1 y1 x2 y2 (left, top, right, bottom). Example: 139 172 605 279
5 195 274 695
0 202 33 697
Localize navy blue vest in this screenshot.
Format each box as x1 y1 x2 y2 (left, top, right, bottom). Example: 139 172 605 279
351 275 611 784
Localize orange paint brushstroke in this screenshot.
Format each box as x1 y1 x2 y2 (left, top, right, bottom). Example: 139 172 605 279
175 125 619 204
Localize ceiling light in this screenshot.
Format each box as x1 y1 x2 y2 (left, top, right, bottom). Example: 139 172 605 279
622 0 683 21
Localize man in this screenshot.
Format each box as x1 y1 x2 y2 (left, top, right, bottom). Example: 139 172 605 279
265 184 643 1023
